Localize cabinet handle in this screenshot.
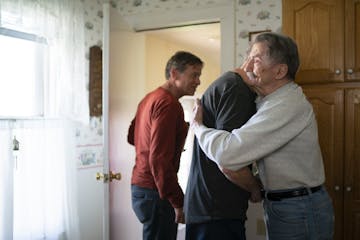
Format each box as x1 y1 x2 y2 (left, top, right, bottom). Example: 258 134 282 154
346 186 352 192
334 185 340 191
335 69 341 75
347 69 354 75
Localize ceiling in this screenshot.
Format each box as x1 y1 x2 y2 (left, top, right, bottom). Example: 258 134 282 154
145 23 221 64
109 8 220 64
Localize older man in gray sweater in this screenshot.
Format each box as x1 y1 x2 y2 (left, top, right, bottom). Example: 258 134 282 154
191 32 334 240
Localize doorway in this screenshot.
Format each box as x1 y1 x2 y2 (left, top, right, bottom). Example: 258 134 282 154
108 5 234 240
143 22 221 95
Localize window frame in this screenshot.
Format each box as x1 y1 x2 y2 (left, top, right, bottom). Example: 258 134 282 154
0 27 47 119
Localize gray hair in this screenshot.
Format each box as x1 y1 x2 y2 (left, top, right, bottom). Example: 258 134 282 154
253 32 300 80
165 51 203 79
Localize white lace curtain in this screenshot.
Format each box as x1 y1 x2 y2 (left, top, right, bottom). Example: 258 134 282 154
0 123 12 240
0 0 88 239
0 0 88 122
0 120 80 240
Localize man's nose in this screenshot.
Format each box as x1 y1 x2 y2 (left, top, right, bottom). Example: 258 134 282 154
196 77 201 85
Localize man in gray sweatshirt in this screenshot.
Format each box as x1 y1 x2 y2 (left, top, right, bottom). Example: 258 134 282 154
191 32 334 240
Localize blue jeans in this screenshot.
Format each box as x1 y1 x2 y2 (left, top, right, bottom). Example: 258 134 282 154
131 185 178 240
186 219 246 240
263 186 334 240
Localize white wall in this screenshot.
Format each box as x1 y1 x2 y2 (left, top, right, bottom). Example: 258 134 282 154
109 30 146 240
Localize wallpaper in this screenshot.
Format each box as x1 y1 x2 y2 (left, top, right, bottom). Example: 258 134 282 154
82 0 281 64
78 0 104 168
115 0 234 14
235 0 281 65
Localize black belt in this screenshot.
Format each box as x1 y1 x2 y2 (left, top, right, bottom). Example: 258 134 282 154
265 185 323 201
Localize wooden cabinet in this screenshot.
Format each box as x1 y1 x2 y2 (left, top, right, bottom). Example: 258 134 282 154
283 1 360 239
302 86 360 240
345 1 360 82
344 89 360 240
306 88 343 235
283 0 360 84
303 87 344 240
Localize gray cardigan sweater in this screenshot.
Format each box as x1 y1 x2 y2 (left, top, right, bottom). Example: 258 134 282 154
194 81 325 191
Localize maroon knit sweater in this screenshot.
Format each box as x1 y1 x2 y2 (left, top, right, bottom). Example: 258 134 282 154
128 87 188 208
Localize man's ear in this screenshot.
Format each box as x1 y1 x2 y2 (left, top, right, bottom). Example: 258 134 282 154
275 64 288 80
170 67 178 79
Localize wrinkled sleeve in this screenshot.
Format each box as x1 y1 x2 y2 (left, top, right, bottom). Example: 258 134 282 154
211 81 255 171
194 97 312 170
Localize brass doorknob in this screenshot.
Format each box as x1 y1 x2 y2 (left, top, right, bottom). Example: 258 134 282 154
110 171 121 182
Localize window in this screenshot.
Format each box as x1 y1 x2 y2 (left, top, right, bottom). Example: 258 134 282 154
1 1 85 238
0 28 47 118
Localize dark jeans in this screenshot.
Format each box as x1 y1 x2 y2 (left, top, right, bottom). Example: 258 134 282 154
264 186 334 240
131 185 178 240
186 219 246 240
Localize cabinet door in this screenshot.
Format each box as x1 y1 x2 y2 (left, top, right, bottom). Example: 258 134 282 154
283 0 344 84
344 88 360 240
302 87 344 240
345 0 360 82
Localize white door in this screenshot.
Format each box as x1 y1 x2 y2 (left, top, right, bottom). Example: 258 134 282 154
77 4 115 240
100 3 111 240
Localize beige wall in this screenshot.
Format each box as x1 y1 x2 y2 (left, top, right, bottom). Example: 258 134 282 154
145 35 220 96
109 30 146 240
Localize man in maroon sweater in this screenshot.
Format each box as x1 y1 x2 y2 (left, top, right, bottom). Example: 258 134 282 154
128 51 203 240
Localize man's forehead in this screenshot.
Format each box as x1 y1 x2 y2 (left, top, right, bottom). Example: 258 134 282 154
184 64 202 73
249 43 268 57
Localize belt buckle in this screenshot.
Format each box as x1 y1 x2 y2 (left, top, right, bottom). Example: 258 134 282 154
292 189 306 197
